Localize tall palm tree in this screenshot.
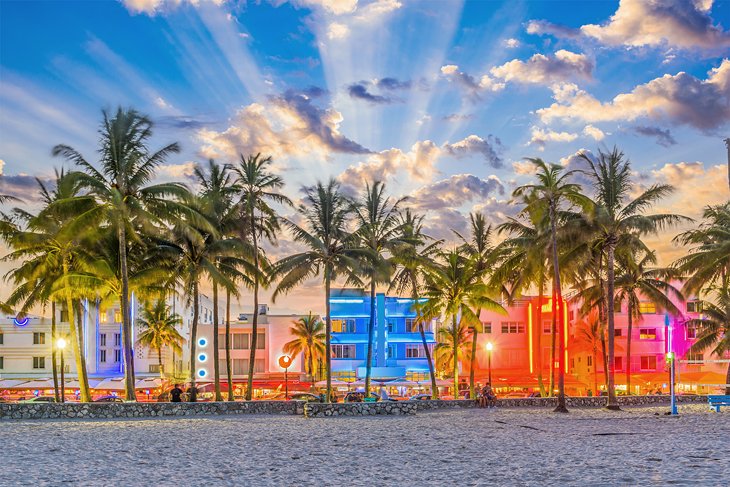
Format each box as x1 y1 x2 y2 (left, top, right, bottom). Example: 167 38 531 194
353 181 404 395
282 312 326 385
576 311 603 395
136 299 184 377
272 179 361 402
52 107 187 401
514 158 587 412
614 248 682 392
686 286 730 394
390 209 442 399
2 170 95 401
579 147 686 409
433 319 473 395
195 160 239 401
233 153 292 401
420 249 505 397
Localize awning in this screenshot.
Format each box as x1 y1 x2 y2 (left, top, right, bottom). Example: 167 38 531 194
135 378 163 389
0 379 31 389
7 379 54 389
64 378 102 389
93 378 126 390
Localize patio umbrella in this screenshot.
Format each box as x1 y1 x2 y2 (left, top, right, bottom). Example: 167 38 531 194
10 379 54 389
0 379 30 389
135 378 163 389
92 378 126 391
64 378 102 389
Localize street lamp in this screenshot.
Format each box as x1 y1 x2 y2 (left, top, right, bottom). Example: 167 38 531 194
486 342 494 385
57 337 67 403
278 355 293 400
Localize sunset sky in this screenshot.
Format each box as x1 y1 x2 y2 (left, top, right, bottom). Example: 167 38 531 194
1 0 729 314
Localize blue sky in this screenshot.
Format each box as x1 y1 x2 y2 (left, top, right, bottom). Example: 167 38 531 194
1 0 729 311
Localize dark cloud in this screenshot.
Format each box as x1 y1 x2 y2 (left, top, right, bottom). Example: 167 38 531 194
156 115 210 130
376 77 412 90
442 113 474 122
346 78 412 104
633 126 677 147
347 83 394 104
443 135 505 169
0 174 50 203
410 174 505 211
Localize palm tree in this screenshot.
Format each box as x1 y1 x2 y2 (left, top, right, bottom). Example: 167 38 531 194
514 158 587 412
614 248 682 393
576 311 603 395
195 160 239 401
233 153 292 401
52 107 187 401
2 170 95 401
272 179 361 403
686 286 730 394
433 319 473 395
282 312 326 385
420 249 505 398
353 181 404 395
136 299 184 377
390 209 442 399
579 147 686 409
673 203 730 295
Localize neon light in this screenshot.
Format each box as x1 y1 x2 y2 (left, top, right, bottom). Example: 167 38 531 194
198 337 207 347
197 369 207 378
564 298 569 373
396 298 414 303
527 303 533 373
13 317 30 327
329 299 364 303
198 353 207 363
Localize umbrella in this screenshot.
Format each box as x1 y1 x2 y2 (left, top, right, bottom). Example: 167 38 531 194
0 379 31 389
9 379 54 389
64 378 102 389
384 380 419 387
93 378 126 391
135 378 163 389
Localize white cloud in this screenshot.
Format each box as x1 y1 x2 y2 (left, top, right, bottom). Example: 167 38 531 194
0 159 5 176
122 0 225 16
327 22 350 39
443 134 504 168
155 96 174 110
512 160 538 175
527 127 578 149
490 50 593 85
536 59 730 132
440 64 505 100
296 0 358 15
503 38 521 48
410 174 505 211
582 124 605 141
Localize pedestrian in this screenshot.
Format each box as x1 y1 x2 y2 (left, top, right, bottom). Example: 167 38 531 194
170 384 183 403
479 384 488 408
188 384 198 403
379 386 390 401
484 383 496 408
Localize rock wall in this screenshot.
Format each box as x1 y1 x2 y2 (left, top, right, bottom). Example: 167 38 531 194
494 394 708 409
0 400 304 420
304 401 417 417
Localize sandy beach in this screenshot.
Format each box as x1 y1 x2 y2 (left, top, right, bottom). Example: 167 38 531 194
1 404 728 486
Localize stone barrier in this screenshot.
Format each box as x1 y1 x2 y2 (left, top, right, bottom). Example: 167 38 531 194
304 401 417 417
494 394 708 408
0 400 304 420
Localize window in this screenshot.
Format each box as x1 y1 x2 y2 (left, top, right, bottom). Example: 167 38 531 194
114 333 121 347
114 349 122 363
568 310 575 321
638 302 656 314
149 364 161 373
254 358 265 373
332 344 357 359
640 356 657 371
0 333 3 345
501 322 525 334
256 333 265 349
0 356 3 369
406 318 417 333
342 319 356 333
613 356 623 372
686 301 702 313
99 309 108 323
686 325 697 339
33 332 46 345
60 309 69 322
33 356 46 369
481 322 492 334
233 333 249 350
686 351 703 363
386 322 395 333
639 328 657 340
386 344 395 359
233 359 246 375
587 356 593 367
114 311 122 322
613 301 622 313
614 329 623 337
543 321 552 334
99 350 107 363
406 344 427 358
99 334 107 347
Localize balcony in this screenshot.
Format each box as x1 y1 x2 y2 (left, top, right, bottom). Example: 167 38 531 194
387 332 435 343
331 333 369 344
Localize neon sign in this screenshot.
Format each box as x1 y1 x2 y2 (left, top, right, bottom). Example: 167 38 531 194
13 317 30 327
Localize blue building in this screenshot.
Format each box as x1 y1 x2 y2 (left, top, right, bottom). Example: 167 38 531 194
329 289 436 381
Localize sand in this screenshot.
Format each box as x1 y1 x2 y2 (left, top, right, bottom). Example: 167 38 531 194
1 404 728 486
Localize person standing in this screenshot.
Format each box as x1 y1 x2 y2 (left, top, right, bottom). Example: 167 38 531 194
170 384 183 403
187 384 198 403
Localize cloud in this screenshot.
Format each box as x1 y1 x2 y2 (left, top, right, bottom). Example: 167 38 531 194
442 113 474 122
338 140 440 194
347 83 393 104
536 59 730 133
156 162 198 183
633 125 677 147
0 173 48 202
156 115 211 130
293 0 402 40
295 0 358 15
512 160 539 175
580 0 730 51
490 50 594 85
527 127 578 149
410 174 505 211
377 77 411 90
346 77 411 104
440 65 505 101
582 124 605 141
526 19 581 39
327 22 350 39
503 38 521 48
198 89 370 161
122 0 225 16
443 135 504 168
0 159 5 175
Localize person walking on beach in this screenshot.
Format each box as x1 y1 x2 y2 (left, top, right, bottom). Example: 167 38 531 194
170 384 183 403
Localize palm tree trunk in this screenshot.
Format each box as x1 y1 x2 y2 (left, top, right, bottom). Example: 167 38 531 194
626 301 633 395
550 201 567 413
469 325 478 399
189 280 200 400
420 322 438 399
536 279 545 397
365 277 376 396
65 299 90 402
118 224 136 402
549 281 556 397
606 242 619 410
213 281 222 401
324 265 332 403
308 349 315 392
226 289 234 401
725 361 730 395
158 346 164 379
593 346 598 395
246 215 259 401
452 314 459 399
75 300 91 401
51 301 60 402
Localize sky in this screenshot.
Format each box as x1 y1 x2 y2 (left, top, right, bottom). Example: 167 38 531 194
0 0 729 315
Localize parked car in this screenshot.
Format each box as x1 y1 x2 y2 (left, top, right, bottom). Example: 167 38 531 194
343 392 397 403
19 396 56 403
289 393 322 402
408 394 435 401
93 395 124 403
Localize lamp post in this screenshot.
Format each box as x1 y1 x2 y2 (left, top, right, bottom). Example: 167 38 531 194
278 355 293 400
57 338 67 403
665 314 677 415
486 342 494 385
